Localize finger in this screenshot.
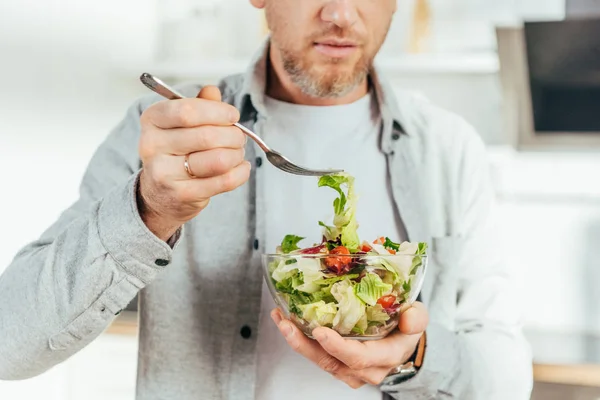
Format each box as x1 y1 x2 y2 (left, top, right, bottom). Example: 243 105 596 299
146 98 240 129
312 327 420 370
184 148 246 179
158 125 246 156
398 301 429 335
269 311 364 389
197 85 222 101
176 161 251 201
270 310 351 377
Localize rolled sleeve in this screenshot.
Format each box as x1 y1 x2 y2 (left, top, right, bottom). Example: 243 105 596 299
97 169 183 285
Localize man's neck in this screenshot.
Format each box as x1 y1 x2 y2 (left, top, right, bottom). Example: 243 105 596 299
265 44 368 106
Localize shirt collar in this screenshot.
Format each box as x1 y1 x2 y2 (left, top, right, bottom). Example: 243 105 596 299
236 37 408 144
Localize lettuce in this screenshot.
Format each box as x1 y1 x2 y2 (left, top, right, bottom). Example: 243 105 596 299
366 304 391 322
272 258 325 294
354 273 393 306
313 274 359 286
331 279 366 335
299 301 338 327
280 234 305 253
354 311 368 334
318 173 360 251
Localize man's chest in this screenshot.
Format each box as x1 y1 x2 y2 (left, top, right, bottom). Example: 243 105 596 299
258 116 404 253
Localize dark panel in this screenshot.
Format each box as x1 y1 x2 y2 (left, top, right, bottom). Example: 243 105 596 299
524 19 600 133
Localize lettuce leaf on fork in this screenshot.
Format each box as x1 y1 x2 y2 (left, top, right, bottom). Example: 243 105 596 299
318 173 360 251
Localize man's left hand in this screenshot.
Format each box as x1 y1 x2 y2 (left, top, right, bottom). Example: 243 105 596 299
271 302 429 389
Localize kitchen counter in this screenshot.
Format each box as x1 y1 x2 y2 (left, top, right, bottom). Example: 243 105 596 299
106 312 600 388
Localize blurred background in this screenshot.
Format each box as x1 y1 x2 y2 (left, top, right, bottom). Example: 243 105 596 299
1 0 600 399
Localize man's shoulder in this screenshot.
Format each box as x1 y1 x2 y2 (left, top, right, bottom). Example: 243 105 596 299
398 90 482 148
393 90 486 168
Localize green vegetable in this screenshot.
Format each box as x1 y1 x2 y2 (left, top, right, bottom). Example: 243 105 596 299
331 279 366 335
272 258 325 294
351 326 365 335
318 173 360 251
318 221 332 235
410 256 423 275
366 304 391 322
402 278 412 301
289 299 303 317
275 273 304 294
373 258 401 285
354 312 368 334
299 301 338 326
310 289 336 304
318 175 348 213
383 237 400 251
313 274 359 286
281 234 305 253
354 273 393 306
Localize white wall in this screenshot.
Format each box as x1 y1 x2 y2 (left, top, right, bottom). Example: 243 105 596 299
0 0 159 269
0 0 154 398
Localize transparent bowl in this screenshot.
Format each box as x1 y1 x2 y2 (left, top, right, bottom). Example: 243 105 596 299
262 252 428 341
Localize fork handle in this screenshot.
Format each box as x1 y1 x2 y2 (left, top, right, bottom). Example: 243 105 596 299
140 73 271 153
233 123 270 153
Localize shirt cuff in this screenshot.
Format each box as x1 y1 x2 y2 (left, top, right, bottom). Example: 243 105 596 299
380 322 458 399
97 169 183 285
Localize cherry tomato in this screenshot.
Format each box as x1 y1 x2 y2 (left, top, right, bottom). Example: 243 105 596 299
377 295 397 309
324 246 352 274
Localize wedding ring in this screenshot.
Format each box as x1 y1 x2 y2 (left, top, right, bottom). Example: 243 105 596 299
184 154 197 179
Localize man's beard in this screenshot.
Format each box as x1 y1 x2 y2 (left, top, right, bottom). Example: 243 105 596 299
280 48 371 99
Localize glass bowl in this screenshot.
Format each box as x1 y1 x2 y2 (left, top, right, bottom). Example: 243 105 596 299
262 252 428 341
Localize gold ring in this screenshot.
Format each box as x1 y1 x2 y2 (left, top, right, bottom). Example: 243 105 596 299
184 154 197 179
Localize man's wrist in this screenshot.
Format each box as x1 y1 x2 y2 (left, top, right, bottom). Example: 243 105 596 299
136 179 181 242
382 332 427 387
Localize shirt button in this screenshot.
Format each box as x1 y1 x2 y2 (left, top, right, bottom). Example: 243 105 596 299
155 259 170 267
256 157 263 167
253 239 259 250
240 325 252 339
392 133 401 141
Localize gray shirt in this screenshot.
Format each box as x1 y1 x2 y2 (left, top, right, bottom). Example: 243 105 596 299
0 41 533 399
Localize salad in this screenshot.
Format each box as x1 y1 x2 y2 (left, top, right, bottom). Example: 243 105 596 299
267 173 427 337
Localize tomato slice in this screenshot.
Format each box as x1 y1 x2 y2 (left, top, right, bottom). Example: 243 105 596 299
373 237 384 245
377 295 397 309
324 246 352 274
361 242 372 252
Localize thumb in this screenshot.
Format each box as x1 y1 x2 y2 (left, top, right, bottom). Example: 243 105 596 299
398 301 429 335
196 85 222 102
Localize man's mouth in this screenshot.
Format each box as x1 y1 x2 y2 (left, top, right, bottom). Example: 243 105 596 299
313 39 359 58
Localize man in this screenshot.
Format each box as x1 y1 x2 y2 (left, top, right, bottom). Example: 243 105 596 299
0 0 533 399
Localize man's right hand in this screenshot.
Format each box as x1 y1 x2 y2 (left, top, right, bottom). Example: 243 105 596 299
137 86 251 241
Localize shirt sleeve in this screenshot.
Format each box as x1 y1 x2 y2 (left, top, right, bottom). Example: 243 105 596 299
381 124 533 399
0 97 182 380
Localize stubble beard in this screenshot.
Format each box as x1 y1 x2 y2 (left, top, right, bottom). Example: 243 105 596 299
280 47 371 99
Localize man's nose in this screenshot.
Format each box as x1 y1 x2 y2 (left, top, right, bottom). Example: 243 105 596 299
321 0 358 29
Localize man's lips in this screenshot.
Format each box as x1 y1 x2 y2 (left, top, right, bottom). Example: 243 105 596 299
313 40 359 58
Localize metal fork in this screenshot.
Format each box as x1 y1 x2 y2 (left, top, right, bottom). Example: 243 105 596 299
139 73 343 177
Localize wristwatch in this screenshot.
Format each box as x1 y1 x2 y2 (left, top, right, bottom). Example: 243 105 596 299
381 331 427 386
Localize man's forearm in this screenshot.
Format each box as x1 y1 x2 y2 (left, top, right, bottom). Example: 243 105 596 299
0 173 176 380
